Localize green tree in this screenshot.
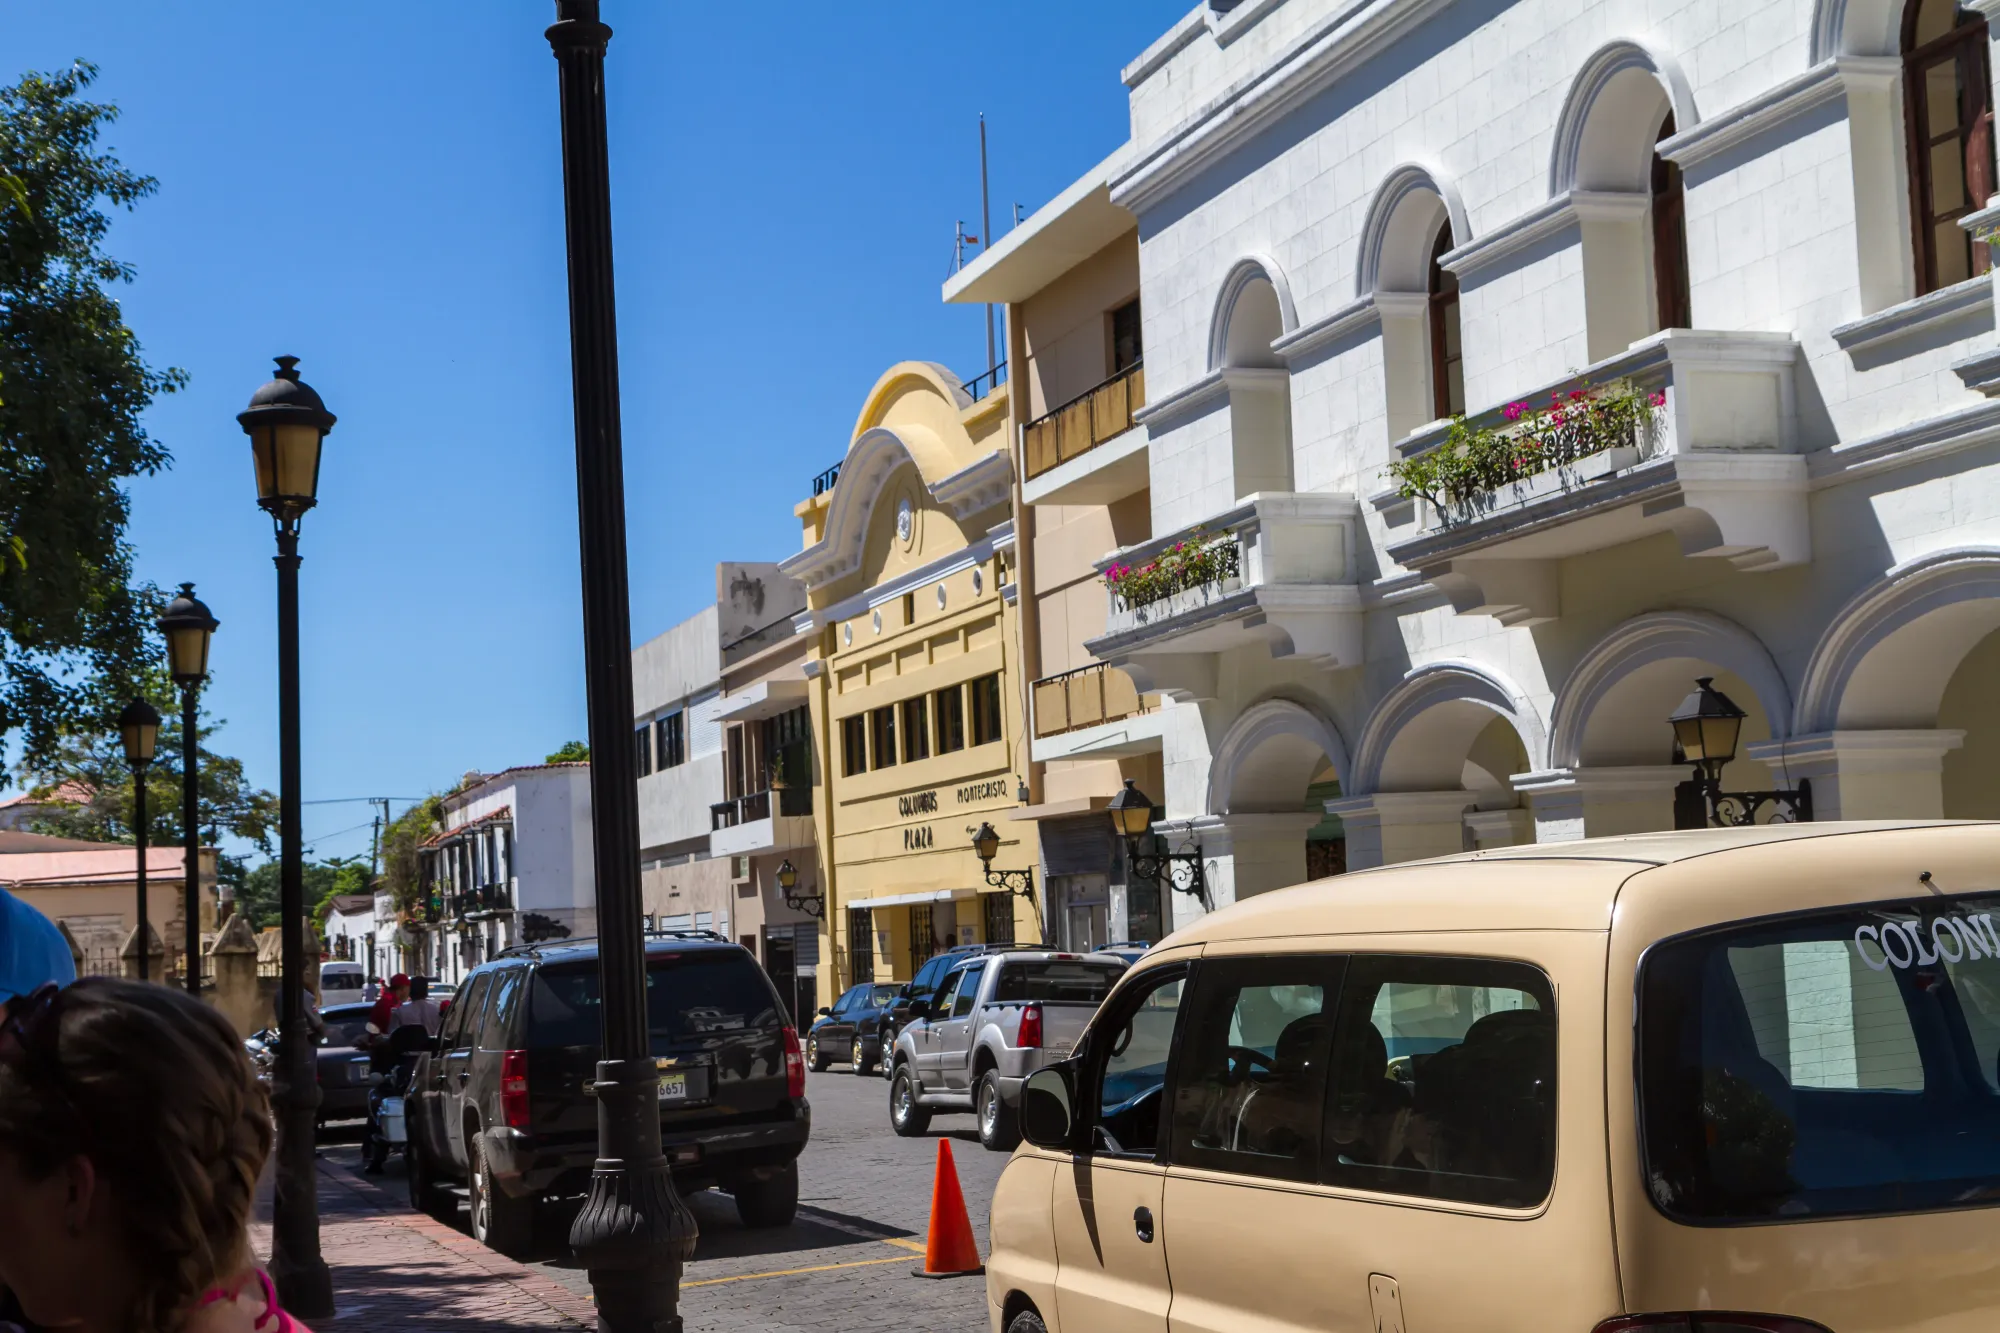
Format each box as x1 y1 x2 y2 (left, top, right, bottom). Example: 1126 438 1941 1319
545 740 590 763
0 62 185 765
15 668 278 853
379 795 444 918
237 858 340 934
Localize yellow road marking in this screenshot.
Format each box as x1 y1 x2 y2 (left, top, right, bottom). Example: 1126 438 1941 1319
880 1237 928 1253
682 1251 912 1287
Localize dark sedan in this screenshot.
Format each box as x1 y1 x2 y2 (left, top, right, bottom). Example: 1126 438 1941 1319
316 1001 379 1125
805 982 900 1075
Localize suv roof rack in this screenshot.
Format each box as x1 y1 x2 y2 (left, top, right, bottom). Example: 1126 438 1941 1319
495 928 733 960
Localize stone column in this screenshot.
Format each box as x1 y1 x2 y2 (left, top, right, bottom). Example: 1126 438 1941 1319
120 921 165 982
1328 792 1474 870
208 914 265 1037
1513 766 1686 842
1745 731 1965 819
1463 806 1534 850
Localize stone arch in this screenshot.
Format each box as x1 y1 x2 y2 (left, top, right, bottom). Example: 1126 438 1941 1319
1550 610 1792 769
1356 162 1472 298
1351 662 1548 797
1811 0 1905 60
1795 548 2000 732
1549 40 1699 195
1206 697 1350 814
1207 255 1298 372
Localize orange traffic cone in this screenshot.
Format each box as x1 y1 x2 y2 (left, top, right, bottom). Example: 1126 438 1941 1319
912 1138 984 1279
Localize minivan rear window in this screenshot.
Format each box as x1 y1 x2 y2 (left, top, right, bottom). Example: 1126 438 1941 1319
1640 896 2000 1224
994 959 1124 1003
528 953 782 1047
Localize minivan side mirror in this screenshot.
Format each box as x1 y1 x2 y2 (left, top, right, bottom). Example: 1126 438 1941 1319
1021 1064 1075 1149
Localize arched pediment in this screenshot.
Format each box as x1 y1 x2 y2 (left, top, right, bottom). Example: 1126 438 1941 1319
1206 697 1350 815
1549 39 1699 195
1351 662 1546 795
1207 255 1299 371
1356 162 1471 297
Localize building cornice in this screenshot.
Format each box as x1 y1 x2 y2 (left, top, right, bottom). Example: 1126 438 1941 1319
1657 59 1854 170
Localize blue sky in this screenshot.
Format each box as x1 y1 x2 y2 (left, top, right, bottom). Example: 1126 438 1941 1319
1 2 1185 863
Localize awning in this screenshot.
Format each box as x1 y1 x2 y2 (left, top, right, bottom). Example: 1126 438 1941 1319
843 887 981 912
712 679 810 723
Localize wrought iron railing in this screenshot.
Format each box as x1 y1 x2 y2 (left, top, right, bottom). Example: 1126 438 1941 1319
711 786 813 830
1108 536 1241 613
1024 359 1145 480
812 462 842 497
1033 661 1151 739
964 360 1008 403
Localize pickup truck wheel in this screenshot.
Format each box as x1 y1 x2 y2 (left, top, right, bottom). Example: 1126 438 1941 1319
977 1069 1021 1152
733 1160 799 1228
890 1065 931 1137
851 1037 872 1075
468 1136 534 1257
807 1034 832 1073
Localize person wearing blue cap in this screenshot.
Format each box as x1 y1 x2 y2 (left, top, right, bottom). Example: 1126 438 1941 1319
0 885 75 1004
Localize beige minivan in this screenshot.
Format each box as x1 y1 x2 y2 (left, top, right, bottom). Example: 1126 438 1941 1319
987 823 2000 1333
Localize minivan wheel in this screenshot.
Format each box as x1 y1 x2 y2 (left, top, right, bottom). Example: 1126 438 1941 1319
807 1034 832 1073
890 1065 931 1137
468 1136 534 1257
977 1069 1021 1152
1005 1309 1048 1333
851 1037 872 1075
733 1160 799 1228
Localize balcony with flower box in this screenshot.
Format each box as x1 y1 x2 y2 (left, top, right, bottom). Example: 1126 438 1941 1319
1370 331 1806 627
1082 491 1362 700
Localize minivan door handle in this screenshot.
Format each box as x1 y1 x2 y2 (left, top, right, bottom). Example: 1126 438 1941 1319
1133 1206 1154 1243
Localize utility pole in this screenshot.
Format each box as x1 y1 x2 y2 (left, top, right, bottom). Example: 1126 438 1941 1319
979 113 996 376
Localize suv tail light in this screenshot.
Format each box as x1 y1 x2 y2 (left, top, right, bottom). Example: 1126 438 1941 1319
781 1027 806 1098
1019 1003 1044 1049
1594 1317 1832 1332
499 1050 530 1130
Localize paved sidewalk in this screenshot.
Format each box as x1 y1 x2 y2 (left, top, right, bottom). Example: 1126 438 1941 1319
254 1154 594 1329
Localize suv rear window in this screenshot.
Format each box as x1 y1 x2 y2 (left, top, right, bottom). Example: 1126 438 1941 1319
1640 896 2000 1223
994 959 1124 1003
528 952 782 1047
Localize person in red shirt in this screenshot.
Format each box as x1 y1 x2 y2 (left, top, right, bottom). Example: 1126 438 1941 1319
365 974 409 1042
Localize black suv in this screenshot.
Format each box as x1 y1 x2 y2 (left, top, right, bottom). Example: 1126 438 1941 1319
405 933 810 1255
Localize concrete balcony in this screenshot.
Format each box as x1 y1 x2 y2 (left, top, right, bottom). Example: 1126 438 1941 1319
709 786 816 858
1020 361 1148 506
1083 491 1362 700
1372 331 1805 626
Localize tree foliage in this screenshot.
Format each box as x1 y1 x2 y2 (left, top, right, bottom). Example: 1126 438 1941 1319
16 668 278 852
545 740 589 763
0 62 185 765
379 795 443 919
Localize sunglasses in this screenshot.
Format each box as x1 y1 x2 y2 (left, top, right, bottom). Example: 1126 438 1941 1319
0 983 61 1068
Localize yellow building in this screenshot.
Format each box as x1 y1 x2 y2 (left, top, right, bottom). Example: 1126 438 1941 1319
779 361 1038 1005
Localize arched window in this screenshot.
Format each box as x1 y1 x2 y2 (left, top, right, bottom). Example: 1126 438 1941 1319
1651 114 1692 330
1904 0 1995 294
1428 226 1464 419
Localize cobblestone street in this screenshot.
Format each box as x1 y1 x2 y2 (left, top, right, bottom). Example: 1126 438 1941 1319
276 1062 1008 1330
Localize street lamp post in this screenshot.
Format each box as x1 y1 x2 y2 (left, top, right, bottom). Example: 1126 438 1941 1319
545 3 697 1327
971 821 1038 909
238 355 336 1320
1668 677 1813 827
117 699 160 980
1106 778 1211 911
775 859 824 918
158 583 219 997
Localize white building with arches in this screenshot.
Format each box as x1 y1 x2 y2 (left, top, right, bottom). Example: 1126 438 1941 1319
957 0 2000 931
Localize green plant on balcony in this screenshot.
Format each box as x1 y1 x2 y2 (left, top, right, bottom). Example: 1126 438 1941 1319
1387 379 1665 509
1102 527 1240 609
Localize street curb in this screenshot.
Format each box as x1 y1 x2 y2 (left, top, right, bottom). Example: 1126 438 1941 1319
317 1155 598 1327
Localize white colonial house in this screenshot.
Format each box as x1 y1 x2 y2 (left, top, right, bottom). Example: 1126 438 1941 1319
953 0 2000 932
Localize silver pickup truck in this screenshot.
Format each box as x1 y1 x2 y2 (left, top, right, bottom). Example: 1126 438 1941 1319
888 950 1127 1150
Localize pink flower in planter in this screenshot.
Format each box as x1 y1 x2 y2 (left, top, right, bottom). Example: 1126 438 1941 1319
1649 390 1667 407
1552 408 1568 426
1568 388 1586 401
1503 401 1527 421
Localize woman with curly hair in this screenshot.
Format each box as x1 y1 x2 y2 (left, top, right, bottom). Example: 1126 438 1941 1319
0 977 313 1332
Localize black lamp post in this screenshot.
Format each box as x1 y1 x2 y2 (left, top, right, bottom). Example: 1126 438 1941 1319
238 354 335 1320
158 583 218 997
1669 677 1812 827
545 3 697 1326
1107 778 1210 909
775 859 824 918
117 699 160 980
971 821 1037 907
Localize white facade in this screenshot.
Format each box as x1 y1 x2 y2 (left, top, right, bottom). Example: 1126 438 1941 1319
633 605 727 858
425 763 595 979
1042 0 2000 928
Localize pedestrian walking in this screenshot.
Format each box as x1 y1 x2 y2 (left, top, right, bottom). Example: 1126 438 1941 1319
390 975 442 1038
0 977 314 1332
